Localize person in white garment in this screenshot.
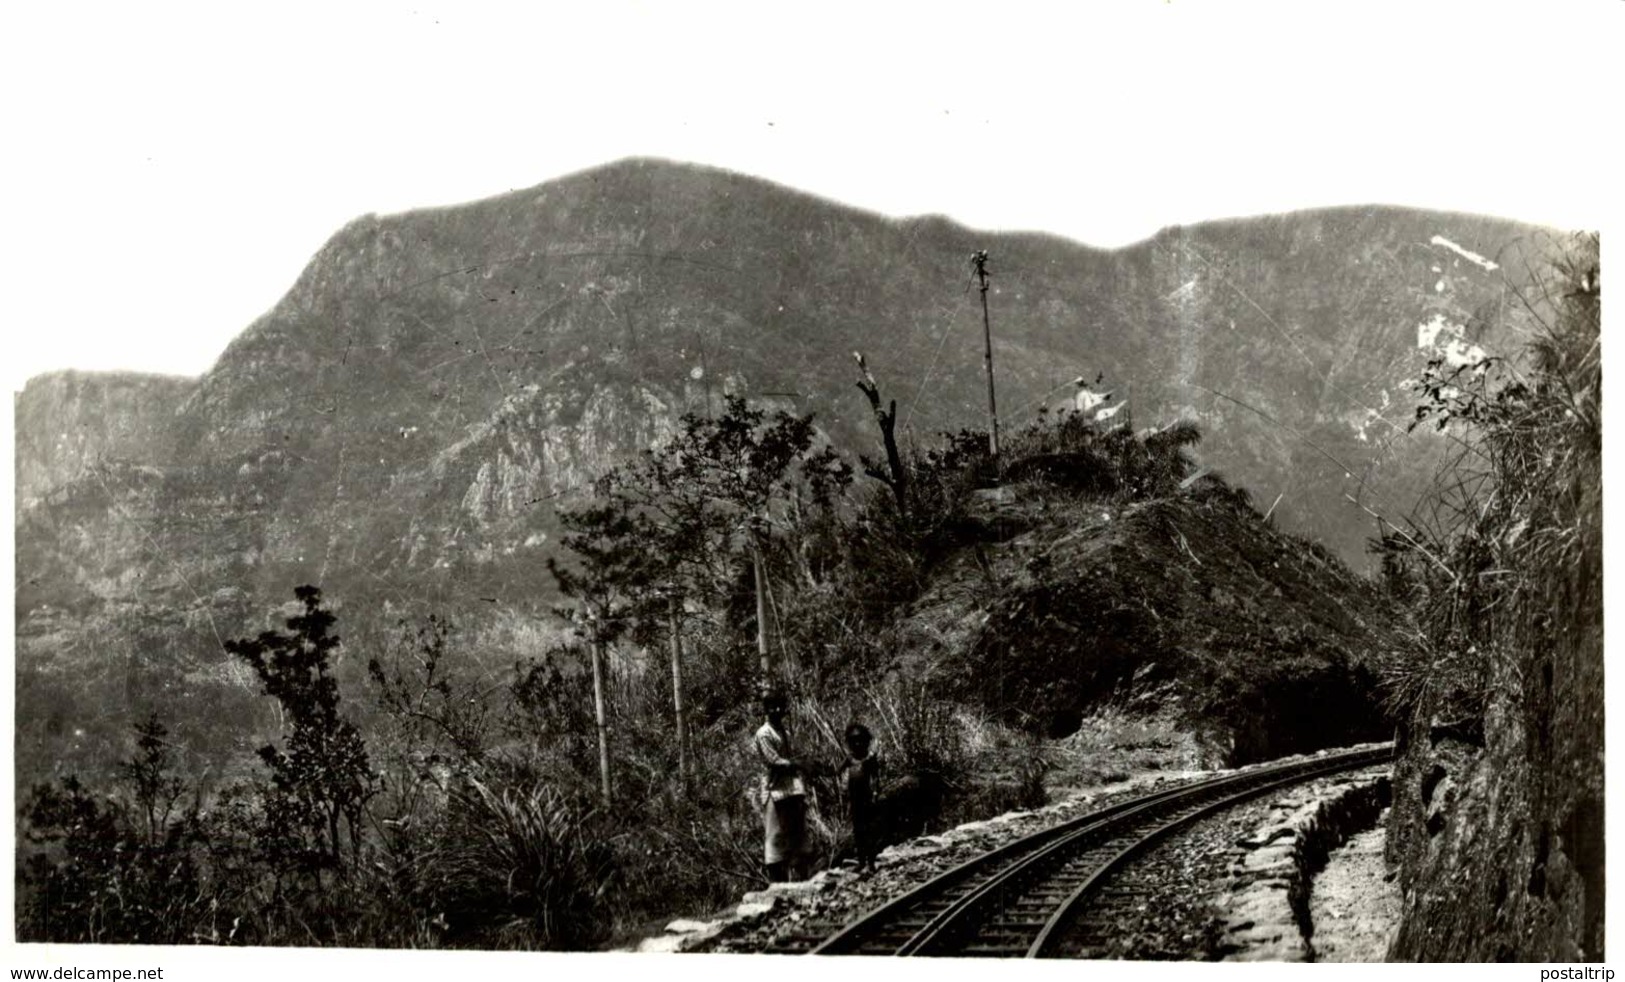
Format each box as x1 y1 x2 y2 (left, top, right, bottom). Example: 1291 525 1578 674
755 690 807 882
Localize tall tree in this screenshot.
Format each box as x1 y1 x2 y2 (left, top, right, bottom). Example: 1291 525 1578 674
547 502 654 802
226 585 376 868
119 712 186 848
603 394 850 678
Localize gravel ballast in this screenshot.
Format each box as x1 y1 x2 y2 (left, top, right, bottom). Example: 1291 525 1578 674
1309 823 1402 961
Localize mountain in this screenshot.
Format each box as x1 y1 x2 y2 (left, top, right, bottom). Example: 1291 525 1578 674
13 158 1560 782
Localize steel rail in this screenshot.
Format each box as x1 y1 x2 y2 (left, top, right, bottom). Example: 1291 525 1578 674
809 744 1392 957
911 746 1390 957
1024 760 1369 957
808 765 1246 955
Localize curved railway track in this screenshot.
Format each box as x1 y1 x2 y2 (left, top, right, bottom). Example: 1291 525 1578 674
772 744 1392 958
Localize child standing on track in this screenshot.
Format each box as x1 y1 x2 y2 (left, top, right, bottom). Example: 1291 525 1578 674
842 721 881 875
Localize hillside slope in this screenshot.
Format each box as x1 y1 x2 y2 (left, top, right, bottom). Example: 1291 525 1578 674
892 479 1406 765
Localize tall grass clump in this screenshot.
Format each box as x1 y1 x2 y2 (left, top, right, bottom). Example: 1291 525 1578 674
423 776 614 949
1378 233 1600 727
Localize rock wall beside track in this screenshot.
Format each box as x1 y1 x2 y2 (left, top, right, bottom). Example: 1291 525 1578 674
1216 770 1392 960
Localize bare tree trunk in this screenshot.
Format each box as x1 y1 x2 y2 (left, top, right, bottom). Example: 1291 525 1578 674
853 351 908 516
590 631 612 802
668 592 689 787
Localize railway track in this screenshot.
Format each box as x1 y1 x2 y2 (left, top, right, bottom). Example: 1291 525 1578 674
770 744 1392 958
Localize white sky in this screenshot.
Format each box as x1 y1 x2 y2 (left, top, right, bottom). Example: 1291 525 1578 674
2 3 1623 975
3 0 1619 394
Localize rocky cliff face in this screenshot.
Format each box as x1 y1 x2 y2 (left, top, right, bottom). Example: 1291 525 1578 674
1385 639 1604 961
14 371 192 508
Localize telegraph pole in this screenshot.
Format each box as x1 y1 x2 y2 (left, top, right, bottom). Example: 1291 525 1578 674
752 534 771 678
667 590 689 787
972 250 1000 468
586 606 612 802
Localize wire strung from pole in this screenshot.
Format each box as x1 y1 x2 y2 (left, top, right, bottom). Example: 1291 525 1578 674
900 288 976 432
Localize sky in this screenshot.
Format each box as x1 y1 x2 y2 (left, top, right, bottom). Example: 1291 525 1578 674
2 2 1622 976
2 0 1619 395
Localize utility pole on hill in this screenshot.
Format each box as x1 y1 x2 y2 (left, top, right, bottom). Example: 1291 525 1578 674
972 250 1001 471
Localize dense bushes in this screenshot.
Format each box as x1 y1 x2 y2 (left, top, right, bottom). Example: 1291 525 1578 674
18 770 207 944
17 583 1045 947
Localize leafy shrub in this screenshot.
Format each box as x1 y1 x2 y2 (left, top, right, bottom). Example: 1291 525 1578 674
17 721 209 944
1003 408 1202 502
